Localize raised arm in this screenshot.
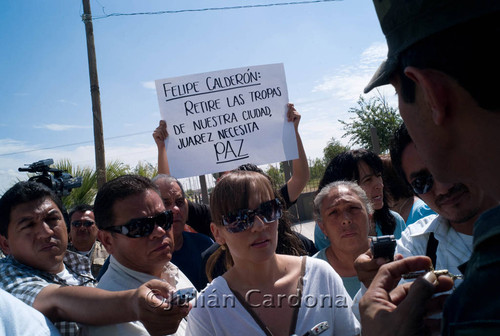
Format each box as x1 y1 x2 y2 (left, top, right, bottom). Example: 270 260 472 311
286 103 310 203
153 120 170 175
33 279 189 335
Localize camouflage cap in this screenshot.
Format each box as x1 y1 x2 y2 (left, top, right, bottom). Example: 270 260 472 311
364 0 500 93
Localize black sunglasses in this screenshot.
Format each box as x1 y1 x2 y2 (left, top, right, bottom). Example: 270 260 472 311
410 172 434 195
71 220 95 228
222 198 282 233
106 210 173 238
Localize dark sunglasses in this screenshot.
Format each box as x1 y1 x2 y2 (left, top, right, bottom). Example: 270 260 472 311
106 210 173 238
71 220 95 228
222 198 282 233
410 172 434 195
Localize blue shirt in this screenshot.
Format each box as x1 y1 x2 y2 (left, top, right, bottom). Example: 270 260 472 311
0 289 60 335
171 231 213 291
313 248 360 299
406 198 436 226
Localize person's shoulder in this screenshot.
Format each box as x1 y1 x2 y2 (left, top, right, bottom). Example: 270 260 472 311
389 210 405 224
0 289 61 335
0 255 11 267
304 255 335 274
411 199 436 219
305 255 328 265
183 231 213 245
64 249 88 264
277 253 303 264
303 256 344 287
402 214 440 237
197 275 229 297
0 255 35 275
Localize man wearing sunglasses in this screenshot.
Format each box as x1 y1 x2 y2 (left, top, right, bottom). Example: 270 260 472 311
67 204 108 278
389 123 496 285
152 174 213 292
0 181 186 336
88 174 194 336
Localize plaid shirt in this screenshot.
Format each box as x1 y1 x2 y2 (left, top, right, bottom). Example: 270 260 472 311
67 241 109 278
0 250 97 336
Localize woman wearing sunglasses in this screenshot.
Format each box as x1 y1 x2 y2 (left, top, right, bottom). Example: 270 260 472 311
186 171 360 336
314 149 407 250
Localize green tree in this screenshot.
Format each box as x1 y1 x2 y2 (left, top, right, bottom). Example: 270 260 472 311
53 159 141 209
309 158 326 181
265 165 285 189
133 161 157 179
105 160 131 182
323 137 350 165
339 94 402 153
24 159 161 210
53 159 96 210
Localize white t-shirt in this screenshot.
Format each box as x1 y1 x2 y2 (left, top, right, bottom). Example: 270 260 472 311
56 266 81 286
186 256 360 336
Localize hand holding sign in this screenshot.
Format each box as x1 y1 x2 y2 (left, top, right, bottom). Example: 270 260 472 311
155 64 298 178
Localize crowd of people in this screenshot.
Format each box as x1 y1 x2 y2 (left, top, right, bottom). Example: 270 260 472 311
1 1 499 335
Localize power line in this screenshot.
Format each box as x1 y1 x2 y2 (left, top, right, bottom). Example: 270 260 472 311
89 0 341 20
0 131 151 157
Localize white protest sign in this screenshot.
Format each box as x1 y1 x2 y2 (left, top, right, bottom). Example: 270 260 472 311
155 63 298 178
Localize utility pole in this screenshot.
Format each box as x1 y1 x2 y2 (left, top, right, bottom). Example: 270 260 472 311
82 0 106 188
199 175 209 205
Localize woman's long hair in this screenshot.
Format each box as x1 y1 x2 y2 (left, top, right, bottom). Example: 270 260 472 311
318 149 396 235
206 170 306 281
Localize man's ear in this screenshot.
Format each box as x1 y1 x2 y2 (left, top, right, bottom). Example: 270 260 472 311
98 230 114 254
210 222 226 245
404 67 451 126
0 235 10 255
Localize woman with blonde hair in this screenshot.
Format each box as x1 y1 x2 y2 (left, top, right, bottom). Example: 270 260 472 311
186 171 360 336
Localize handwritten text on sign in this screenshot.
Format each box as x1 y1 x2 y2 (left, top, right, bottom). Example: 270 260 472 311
155 63 298 178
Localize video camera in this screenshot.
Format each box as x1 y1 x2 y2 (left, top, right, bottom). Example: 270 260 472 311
18 159 82 198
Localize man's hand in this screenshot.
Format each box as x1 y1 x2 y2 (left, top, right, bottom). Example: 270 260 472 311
355 248 403 288
153 120 168 149
360 256 453 336
133 279 191 336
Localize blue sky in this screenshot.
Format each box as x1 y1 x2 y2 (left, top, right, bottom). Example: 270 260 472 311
0 0 396 194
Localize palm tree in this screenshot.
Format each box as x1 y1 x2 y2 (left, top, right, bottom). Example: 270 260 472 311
52 158 159 209
133 161 157 179
54 159 97 210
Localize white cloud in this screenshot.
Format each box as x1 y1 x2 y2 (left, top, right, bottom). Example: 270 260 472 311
33 124 91 131
359 42 387 70
312 42 390 102
142 81 156 90
289 42 399 162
